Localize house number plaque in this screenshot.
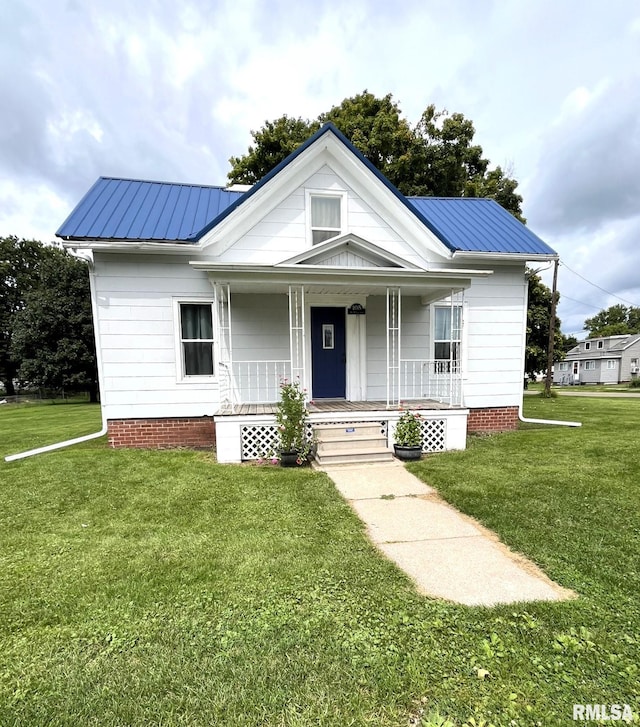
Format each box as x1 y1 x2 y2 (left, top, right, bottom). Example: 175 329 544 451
347 303 366 315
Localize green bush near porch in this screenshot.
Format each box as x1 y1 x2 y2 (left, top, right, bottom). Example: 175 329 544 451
0 399 638 726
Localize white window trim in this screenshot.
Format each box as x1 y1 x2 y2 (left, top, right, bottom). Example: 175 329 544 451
173 298 217 384
584 341 591 350
585 360 596 370
305 188 348 246
597 340 604 349
607 359 617 369
430 302 463 372
559 362 569 371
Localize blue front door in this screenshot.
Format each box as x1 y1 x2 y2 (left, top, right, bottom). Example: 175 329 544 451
311 307 346 398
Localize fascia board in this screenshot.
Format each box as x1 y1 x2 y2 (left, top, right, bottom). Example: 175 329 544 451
453 251 560 263
189 260 491 280
61 240 198 254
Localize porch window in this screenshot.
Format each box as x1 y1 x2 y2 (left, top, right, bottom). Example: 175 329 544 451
179 303 214 376
433 305 462 372
310 195 341 244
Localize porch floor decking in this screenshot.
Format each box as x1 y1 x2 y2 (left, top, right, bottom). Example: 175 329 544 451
215 399 459 416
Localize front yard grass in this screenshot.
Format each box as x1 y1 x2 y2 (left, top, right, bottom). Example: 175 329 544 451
1 399 638 726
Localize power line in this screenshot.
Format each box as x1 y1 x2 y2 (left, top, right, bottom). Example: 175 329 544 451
560 261 640 307
560 295 606 311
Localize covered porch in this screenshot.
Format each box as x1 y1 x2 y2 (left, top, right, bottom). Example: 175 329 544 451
190 261 484 412
190 250 489 462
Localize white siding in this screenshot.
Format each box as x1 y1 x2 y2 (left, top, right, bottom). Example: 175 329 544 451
94 256 295 418
462 266 528 408
230 294 290 361
365 296 387 401
94 253 220 420
217 164 429 267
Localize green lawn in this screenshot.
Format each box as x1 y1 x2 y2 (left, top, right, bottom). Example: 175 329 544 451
1 400 638 726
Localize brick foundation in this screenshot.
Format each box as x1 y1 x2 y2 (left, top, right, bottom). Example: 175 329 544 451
107 417 216 449
467 406 519 434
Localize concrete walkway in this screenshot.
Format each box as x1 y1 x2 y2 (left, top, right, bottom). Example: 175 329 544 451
319 460 575 607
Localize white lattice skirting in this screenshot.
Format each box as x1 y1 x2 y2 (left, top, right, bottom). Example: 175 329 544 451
215 410 467 463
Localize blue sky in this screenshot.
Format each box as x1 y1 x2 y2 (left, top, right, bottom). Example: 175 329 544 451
2 0 639 336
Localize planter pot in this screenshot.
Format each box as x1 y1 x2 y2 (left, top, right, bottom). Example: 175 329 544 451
393 445 422 461
280 451 305 467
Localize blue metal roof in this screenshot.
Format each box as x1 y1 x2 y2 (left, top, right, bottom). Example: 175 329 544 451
408 197 556 256
57 125 556 257
56 178 244 241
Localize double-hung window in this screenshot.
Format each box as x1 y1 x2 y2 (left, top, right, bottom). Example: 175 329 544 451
309 194 342 244
607 359 616 370
585 360 596 370
179 303 214 377
433 305 462 373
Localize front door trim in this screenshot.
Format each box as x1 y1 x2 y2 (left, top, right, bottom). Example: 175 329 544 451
305 294 367 401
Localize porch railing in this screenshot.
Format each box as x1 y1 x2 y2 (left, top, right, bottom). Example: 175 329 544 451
400 359 463 406
232 360 292 404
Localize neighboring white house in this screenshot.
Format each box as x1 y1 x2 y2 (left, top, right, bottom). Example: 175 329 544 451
554 334 640 385
57 123 557 462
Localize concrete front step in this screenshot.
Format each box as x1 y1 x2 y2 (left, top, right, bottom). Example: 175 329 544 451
315 448 394 465
313 422 384 440
313 422 393 464
316 434 387 453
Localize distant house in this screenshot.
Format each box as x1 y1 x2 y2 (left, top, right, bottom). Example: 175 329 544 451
57 123 557 462
554 334 640 385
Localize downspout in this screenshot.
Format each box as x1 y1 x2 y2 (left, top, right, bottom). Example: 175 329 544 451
518 264 581 428
5 251 109 462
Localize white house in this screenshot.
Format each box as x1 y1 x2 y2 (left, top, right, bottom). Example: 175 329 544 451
554 334 640 385
57 123 557 462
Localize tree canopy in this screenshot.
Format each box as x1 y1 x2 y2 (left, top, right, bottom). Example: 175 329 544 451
583 304 640 338
525 269 570 378
1 236 55 396
1 236 97 399
228 91 524 220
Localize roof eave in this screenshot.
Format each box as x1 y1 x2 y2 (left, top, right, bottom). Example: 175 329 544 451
61 239 201 254
452 250 559 262
189 260 493 278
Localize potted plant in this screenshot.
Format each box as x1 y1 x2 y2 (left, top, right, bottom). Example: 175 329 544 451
393 410 423 461
275 378 312 466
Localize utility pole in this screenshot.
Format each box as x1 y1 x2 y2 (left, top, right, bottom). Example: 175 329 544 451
544 258 559 397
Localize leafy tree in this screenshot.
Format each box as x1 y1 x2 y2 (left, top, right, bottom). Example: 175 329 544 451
561 334 579 354
228 116 319 186
228 91 524 219
525 269 565 379
0 236 58 396
11 247 98 401
584 304 640 338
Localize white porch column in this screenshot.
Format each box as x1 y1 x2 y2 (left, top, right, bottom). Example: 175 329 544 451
288 285 306 386
214 283 234 411
386 287 401 407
